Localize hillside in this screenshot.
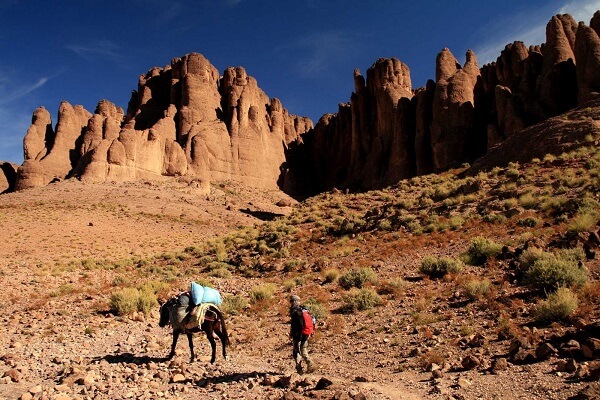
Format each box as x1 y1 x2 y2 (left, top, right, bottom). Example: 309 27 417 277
1 102 599 399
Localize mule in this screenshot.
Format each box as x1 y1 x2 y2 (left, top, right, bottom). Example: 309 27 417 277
159 297 229 363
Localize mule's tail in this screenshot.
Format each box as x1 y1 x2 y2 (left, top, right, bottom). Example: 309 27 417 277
212 305 230 346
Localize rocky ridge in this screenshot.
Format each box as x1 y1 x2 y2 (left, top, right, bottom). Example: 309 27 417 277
3 11 600 197
14 54 312 193
287 11 600 193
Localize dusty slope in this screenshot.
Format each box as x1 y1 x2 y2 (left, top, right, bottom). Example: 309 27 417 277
0 179 292 266
1 108 600 399
0 180 420 399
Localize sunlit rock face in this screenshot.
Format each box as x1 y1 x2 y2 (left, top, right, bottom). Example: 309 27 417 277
12 11 600 195
15 53 312 192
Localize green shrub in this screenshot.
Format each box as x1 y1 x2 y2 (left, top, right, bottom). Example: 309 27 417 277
556 247 586 263
109 287 157 316
338 268 377 290
112 275 128 286
206 261 233 272
221 295 247 315
284 259 305 272
81 258 97 270
449 216 465 230
540 196 568 214
110 288 139 315
137 288 158 315
376 278 407 297
568 211 599 233
377 219 392 231
323 269 340 284
462 237 503 266
420 256 463 278
519 248 546 269
249 283 276 303
483 213 507 224
208 268 232 278
282 279 296 292
519 193 538 209
523 254 587 291
503 198 519 209
140 280 170 295
464 278 491 300
534 287 578 322
341 288 382 313
303 299 328 320
517 217 540 227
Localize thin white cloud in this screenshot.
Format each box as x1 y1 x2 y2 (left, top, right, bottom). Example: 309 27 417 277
473 0 600 65
0 77 48 104
280 30 363 76
66 40 122 63
0 71 54 163
160 2 184 23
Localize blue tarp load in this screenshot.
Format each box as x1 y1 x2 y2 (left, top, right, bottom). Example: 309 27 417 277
190 281 222 306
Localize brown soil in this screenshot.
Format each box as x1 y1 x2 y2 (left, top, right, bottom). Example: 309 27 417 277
0 175 597 400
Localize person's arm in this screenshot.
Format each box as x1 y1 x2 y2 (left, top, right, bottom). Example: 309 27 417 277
299 308 306 331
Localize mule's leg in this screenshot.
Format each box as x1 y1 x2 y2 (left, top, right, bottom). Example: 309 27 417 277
168 329 181 359
186 333 195 363
214 325 228 361
205 327 217 364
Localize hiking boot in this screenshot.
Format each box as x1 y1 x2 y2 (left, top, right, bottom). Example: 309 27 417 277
295 363 303 374
306 361 316 373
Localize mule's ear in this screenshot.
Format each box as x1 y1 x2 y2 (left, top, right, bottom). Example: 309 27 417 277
158 298 164 306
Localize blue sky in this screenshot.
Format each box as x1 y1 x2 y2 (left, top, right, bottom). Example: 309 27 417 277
1 0 599 164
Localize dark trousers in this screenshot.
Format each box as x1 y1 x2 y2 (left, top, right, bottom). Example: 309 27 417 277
292 334 312 367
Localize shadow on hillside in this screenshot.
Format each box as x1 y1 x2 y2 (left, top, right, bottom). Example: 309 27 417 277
194 371 277 386
96 353 169 365
240 208 284 221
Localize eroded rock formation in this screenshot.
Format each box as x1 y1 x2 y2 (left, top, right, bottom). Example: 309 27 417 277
10 11 600 196
286 11 600 194
15 53 312 192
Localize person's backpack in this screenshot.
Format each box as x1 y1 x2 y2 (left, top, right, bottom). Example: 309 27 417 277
301 307 316 335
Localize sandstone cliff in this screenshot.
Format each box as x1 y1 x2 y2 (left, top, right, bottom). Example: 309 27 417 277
9 11 600 196
15 53 312 192
286 11 600 193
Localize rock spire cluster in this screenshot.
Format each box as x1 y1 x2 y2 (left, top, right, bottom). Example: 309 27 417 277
287 11 600 193
14 53 312 192
4 11 600 195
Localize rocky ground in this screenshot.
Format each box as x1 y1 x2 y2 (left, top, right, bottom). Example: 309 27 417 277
0 177 599 400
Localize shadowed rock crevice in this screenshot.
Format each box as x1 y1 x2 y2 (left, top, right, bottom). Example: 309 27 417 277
0 162 18 193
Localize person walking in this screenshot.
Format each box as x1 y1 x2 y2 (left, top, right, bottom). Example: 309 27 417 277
289 294 314 373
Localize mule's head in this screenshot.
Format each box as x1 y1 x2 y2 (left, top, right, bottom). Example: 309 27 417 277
158 302 170 328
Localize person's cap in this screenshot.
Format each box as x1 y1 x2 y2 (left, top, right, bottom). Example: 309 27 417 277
290 295 301 303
